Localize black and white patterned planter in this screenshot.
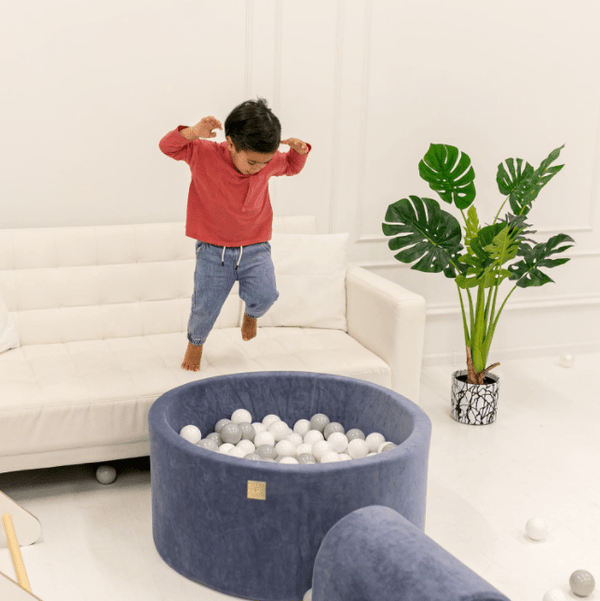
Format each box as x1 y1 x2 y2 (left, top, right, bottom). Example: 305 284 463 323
451 370 500 425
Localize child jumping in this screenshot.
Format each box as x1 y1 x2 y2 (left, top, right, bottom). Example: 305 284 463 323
159 98 311 371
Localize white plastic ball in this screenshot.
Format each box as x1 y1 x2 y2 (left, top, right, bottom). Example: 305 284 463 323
327 432 349 453
254 430 276 448
293 419 311 436
252 422 267 435
179 424 202 444
231 408 252 424
218 443 234 454
347 438 369 459
275 439 296 458
543 589 568 601
526 517 548 541
339 453 352 461
285 432 304 447
279 456 299 464
367 452 377 457
228 446 246 459
296 443 313 456
268 420 290 442
215 418 231 433
262 414 281 427
365 432 386 452
320 451 340 463
312 440 332 462
96 465 117 485
236 440 256 455
303 588 312 601
559 353 575 368
304 429 325 446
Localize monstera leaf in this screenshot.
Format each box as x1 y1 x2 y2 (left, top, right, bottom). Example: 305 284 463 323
382 195 464 278
497 146 565 216
509 233 574 287
418 144 476 210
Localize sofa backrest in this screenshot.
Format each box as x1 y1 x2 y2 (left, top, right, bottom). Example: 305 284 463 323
0 216 317 346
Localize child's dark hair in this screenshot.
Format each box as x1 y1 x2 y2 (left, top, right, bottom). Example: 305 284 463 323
225 98 281 154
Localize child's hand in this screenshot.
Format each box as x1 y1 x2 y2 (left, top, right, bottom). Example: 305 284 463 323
190 116 223 139
281 138 309 155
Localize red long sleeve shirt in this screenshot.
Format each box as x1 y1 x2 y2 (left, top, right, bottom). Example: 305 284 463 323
159 126 311 246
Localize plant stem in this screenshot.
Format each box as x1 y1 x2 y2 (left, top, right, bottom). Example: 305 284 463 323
493 195 511 223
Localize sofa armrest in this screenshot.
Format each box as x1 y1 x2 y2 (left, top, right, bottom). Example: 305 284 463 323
346 264 426 402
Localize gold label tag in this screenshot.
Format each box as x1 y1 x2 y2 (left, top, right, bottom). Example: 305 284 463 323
247 480 266 500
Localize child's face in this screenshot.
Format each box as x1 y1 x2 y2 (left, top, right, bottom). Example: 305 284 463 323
227 137 276 176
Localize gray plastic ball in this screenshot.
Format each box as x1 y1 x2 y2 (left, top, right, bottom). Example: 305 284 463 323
570 570 595 597
346 428 365 441
297 453 317 464
239 422 256 440
205 432 222 445
215 418 231 433
256 444 278 460
243 453 262 461
381 442 397 453
324 422 345 439
221 423 242 444
197 439 219 451
310 413 330 433
96 465 117 485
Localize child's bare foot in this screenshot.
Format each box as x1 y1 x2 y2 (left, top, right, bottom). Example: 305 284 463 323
182 343 203 371
241 313 257 341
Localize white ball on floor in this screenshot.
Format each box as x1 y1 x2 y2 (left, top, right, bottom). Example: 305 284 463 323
96 465 117 485
303 588 312 601
179 424 202 444
543 589 568 601
231 408 252 424
525 517 548 541
559 353 575 368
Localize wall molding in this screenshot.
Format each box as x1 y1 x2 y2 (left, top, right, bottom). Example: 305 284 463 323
425 293 600 317
423 340 600 367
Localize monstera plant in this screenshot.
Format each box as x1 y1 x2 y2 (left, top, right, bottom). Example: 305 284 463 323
382 143 574 386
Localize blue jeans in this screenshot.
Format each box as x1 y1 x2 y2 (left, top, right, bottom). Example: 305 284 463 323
187 241 279 346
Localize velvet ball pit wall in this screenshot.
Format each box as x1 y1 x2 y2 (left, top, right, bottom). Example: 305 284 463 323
148 372 432 601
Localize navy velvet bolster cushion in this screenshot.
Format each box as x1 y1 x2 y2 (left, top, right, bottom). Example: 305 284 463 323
312 505 511 601
149 372 432 601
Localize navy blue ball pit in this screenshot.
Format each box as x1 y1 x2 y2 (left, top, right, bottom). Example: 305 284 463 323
148 372 432 601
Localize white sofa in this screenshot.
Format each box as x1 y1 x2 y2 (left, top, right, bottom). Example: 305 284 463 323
0 216 426 474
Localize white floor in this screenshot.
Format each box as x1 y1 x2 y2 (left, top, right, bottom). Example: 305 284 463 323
1 354 598 601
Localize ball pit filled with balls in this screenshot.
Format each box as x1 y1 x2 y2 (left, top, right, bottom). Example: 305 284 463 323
149 372 432 601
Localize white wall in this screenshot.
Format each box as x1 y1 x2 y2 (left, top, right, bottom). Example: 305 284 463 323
1 0 599 361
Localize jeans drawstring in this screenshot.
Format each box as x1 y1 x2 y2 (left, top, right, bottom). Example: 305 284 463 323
221 246 243 269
